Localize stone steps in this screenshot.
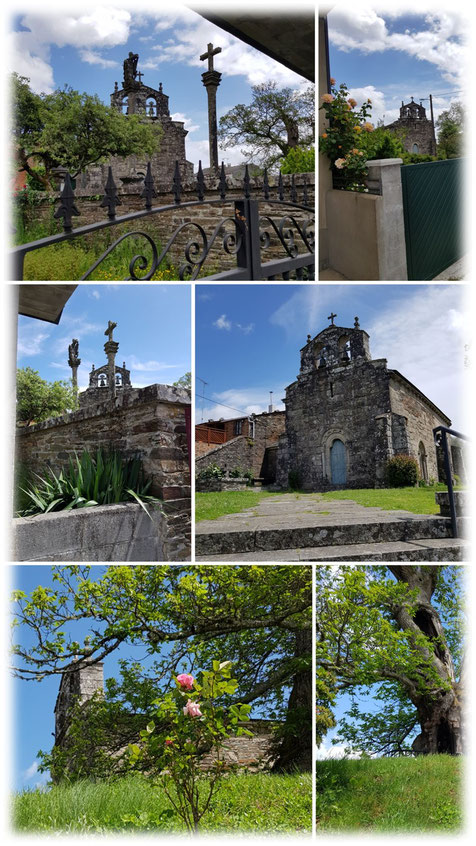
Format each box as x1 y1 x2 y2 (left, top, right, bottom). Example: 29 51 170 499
196 537 467 562
195 515 466 558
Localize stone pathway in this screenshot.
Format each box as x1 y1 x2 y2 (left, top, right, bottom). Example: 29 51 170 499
195 494 467 561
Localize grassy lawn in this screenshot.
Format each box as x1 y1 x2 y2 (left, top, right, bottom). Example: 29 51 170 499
319 485 450 514
13 772 311 833
317 756 463 832
196 485 450 522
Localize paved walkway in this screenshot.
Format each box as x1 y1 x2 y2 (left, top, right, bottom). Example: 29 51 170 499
196 494 431 535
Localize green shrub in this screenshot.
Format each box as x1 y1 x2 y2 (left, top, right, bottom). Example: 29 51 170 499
229 467 243 478
16 449 159 517
196 464 225 482
385 454 419 488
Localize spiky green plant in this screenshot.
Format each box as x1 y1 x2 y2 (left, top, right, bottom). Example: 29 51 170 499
16 449 160 518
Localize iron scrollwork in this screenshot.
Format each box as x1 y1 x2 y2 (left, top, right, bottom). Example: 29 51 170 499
258 214 315 259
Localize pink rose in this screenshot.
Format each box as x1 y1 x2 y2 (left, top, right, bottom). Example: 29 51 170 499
183 699 202 718
165 738 174 746
176 673 194 690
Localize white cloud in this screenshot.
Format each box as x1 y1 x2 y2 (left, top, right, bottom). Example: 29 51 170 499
17 326 50 357
23 760 39 780
213 314 232 331
171 112 200 133
197 386 285 422
317 737 365 760
79 49 119 69
328 8 468 86
236 323 254 335
128 356 184 372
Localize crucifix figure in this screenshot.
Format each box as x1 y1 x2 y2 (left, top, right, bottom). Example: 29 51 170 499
328 312 337 325
105 320 117 342
200 42 222 72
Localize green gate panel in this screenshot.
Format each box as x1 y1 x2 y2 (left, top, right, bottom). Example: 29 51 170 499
401 158 463 281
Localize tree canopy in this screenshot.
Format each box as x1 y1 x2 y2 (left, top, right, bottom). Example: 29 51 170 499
316 566 465 757
436 102 464 159
12 565 312 774
16 367 76 426
12 74 161 191
218 82 315 170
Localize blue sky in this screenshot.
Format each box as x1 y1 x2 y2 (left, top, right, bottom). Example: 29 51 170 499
17 284 191 392
326 4 468 126
8 0 310 170
195 283 469 430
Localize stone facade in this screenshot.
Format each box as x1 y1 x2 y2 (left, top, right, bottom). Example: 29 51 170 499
78 53 194 193
80 361 134 407
15 383 191 560
196 411 286 482
384 99 436 156
276 318 451 491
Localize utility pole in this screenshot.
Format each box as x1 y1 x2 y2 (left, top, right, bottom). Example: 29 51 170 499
429 93 436 155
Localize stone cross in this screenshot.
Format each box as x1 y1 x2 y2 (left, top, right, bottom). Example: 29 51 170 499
328 312 337 325
200 42 222 72
67 338 81 396
137 71 144 84
104 320 117 342
200 43 222 173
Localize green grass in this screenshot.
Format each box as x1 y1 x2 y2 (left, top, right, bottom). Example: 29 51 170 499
195 489 281 521
316 756 463 832
320 484 451 515
195 485 452 522
12 772 311 833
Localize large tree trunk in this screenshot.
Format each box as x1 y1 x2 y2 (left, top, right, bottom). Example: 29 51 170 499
388 566 464 756
272 627 312 771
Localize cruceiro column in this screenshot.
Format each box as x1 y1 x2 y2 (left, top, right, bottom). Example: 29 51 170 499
200 42 222 173
67 338 81 397
104 320 119 399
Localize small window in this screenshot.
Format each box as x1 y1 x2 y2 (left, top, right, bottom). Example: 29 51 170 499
234 420 243 435
412 143 419 153
121 97 128 115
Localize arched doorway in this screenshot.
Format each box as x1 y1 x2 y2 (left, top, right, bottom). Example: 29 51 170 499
330 439 347 484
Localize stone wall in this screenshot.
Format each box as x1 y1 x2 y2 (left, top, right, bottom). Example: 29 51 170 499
13 502 166 562
389 373 451 481
196 411 285 482
15 383 191 560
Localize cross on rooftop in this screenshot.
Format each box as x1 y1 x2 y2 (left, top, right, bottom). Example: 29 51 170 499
200 42 222 72
327 312 337 325
137 71 144 83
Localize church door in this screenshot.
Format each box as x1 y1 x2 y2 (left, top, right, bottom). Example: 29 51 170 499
330 439 347 485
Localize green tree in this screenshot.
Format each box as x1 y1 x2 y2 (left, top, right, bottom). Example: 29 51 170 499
16 367 76 425
280 145 315 174
12 74 161 191
436 102 464 159
219 82 315 169
12 565 312 773
173 372 191 389
318 566 464 757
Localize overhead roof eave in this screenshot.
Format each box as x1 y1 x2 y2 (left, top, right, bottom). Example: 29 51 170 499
18 284 78 324
194 9 315 82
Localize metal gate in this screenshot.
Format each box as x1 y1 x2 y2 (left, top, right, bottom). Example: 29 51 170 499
11 161 314 281
401 158 463 281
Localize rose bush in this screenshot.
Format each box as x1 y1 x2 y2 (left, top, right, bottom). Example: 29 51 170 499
319 80 373 191
128 661 252 832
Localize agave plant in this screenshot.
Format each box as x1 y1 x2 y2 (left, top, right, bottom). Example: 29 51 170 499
16 449 161 518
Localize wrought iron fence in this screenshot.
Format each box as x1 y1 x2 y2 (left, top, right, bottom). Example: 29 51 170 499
11 161 315 281
433 425 468 538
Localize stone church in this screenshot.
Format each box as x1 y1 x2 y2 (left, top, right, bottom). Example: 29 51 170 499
77 52 194 192
275 316 451 490
384 98 436 155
